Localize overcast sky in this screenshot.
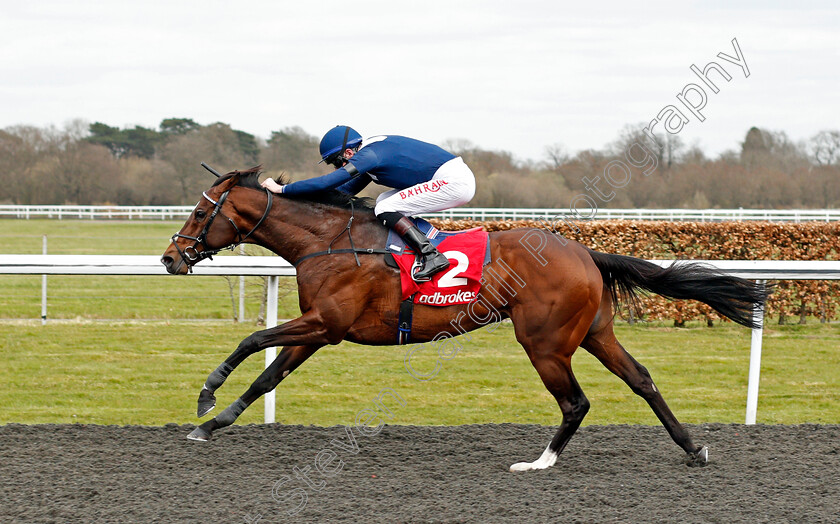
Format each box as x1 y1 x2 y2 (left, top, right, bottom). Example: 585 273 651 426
2 1 838 162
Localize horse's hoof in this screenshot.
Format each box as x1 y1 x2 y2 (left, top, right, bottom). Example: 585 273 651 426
197 388 216 418
509 461 537 472
685 445 709 467
186 426 213 442
509 446 559 472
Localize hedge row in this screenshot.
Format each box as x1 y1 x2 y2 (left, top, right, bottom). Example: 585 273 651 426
426 219 840 325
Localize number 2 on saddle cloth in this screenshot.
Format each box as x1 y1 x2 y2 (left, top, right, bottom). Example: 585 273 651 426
387 218 491 307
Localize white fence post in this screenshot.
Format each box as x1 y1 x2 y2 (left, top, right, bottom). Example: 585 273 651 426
264 275 279 424
238 245 246 322
745 279 766 424
41 236 47 325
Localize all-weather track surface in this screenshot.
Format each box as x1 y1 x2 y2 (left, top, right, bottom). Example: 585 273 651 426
1 423 838 523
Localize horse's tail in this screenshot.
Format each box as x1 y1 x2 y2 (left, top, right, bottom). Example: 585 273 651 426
585 248 771 329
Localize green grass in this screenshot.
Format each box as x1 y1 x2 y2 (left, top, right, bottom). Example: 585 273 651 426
1 274 301 320
1 219 301 320
1 321 837 427
3 219 184 254
2 220 838 428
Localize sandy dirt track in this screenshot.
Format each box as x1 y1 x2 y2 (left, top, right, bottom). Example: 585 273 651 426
1 423 838 523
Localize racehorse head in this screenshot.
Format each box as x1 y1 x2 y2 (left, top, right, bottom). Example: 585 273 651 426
161 166 273 275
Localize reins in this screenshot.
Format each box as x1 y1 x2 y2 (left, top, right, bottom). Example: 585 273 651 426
292 199 389 267
173 170 387 270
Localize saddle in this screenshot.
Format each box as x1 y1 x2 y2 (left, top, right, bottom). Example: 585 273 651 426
385 217 490 302
383 217 491 344
383 217 491 268
293 215 490 345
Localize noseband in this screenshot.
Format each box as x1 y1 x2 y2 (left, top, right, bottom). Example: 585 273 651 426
172 188 273 272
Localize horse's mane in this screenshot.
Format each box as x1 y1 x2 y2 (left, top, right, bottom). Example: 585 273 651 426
272 173 375 210
211 166 375 211
212 165 265 190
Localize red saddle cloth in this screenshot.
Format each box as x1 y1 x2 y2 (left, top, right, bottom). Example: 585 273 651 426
392 229 489 305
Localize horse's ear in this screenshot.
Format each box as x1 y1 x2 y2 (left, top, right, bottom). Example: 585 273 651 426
208 172 241 191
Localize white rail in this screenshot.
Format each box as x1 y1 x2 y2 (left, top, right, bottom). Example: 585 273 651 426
0 254 294 275
1 255 838 425
429 208 840 222
647 260 840 280
0 254 293 424
2 205 840 222
0 205 195 220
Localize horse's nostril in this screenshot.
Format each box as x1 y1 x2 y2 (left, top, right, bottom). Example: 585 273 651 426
161 255 174 267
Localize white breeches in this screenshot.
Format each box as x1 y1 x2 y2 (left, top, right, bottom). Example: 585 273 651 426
374 157 475 216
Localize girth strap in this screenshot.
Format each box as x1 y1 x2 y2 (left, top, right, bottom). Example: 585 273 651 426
397 294 416 345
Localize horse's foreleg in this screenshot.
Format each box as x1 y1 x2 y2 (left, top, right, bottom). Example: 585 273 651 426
580 326 708 466
510 352 590 472
196 310 338 417
188 344 323 441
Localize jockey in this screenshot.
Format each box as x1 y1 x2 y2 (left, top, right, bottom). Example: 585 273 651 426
261 125 476 280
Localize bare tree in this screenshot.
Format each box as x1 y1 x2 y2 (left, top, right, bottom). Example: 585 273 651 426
115 156 180 205
261 126 321 179
439 138 476 156
740 127 809 173
50 142 119 204
612 123 683 171
35 121 120 204
159 123 254 203
544 143 569 171
809 130 840 166
0 125 51 204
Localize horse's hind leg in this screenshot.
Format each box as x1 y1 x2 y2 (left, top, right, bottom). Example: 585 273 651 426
580 322 709 466
187 344 322 441
509 346 590 472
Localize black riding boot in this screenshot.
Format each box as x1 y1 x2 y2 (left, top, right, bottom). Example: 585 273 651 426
394 217 450 280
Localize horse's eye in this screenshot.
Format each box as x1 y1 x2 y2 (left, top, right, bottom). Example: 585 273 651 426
195 209 207 220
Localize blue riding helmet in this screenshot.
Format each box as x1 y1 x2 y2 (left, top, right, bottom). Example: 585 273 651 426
319 125 362 163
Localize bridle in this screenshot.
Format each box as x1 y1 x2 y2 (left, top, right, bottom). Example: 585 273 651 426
171 187 273 272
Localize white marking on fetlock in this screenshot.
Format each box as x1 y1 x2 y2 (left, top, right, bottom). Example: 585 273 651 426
698 446 709 463
282 370 289 378
509 444 558 472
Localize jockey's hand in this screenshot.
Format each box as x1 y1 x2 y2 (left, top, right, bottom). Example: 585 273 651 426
261 178 285 194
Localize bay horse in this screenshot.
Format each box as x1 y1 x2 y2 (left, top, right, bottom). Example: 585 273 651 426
161 167 769 471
